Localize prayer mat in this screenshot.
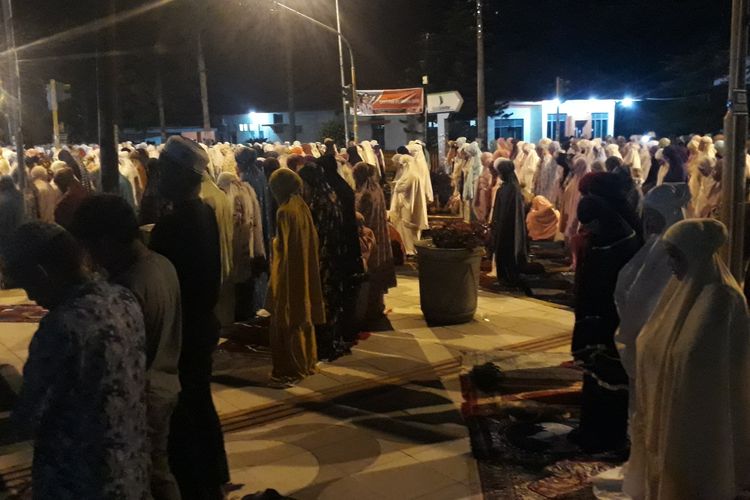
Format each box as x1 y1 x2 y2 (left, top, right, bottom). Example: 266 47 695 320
480 240 575 308
461 351 622 499
0 304 46 323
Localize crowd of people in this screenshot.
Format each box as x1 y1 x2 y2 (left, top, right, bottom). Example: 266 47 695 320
0 136 400 499
444 132 750 498
2 128 750 498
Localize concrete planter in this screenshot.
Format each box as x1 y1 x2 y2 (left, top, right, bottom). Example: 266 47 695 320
415 240 484 325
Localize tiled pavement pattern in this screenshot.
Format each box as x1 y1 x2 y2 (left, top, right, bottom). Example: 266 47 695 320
0 274 574 499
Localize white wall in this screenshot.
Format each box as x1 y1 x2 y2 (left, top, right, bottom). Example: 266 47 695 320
488 105 534 144
539 99 616 138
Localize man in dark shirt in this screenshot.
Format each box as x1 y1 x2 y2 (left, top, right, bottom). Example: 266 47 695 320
149 136 229 500
71 194 182 500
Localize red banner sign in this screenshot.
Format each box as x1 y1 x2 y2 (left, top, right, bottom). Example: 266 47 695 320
356 88 424 116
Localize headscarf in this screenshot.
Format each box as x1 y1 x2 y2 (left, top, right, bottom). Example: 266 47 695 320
317 154 362 275
660 145 688 184
614 183 688 410
352 162 377 191
577 194 636 248
407 142 434 203
30 166 49 181
559 155 590 238
526 195 560 241
492 160 527 285
269 167 302 204
642 183 689 235
625 218 750 500
517 142 540 191
352 162 396 290
346 146 363 165
461 142 483 201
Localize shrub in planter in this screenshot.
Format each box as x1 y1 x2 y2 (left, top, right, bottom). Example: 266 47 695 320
415 222 486 325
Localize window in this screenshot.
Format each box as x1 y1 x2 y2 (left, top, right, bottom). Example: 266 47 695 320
591 112 608 138
239 124 248 132
371 124 385 148
546 113 566 139
494 118 524 140
273 113 284 124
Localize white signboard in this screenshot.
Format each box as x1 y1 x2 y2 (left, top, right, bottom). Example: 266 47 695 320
427 91 464 114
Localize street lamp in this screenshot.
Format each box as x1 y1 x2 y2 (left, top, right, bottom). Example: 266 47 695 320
334 0 348 143
272 0 358 143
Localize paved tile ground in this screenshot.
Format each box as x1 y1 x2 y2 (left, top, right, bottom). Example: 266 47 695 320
0 273 575 499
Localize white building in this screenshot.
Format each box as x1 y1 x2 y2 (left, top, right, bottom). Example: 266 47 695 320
217 110 420 149
488 99 618 145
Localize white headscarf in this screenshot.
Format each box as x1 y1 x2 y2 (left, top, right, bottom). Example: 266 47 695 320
407 142 434 203
614 183 689 407
517 142 539 191
625 219 750 500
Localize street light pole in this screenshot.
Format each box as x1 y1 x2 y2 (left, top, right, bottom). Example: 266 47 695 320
720 0 749 281
197 30 211 139
1 0 25 189
555 76 561 142
475 0 486 149
335 0 349 143
273 1 358 142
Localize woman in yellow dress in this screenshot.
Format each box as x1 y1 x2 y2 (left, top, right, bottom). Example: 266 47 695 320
267 168 326 386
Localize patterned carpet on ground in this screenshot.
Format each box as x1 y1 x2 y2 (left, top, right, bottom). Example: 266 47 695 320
461 351 623 500
0 304 46 323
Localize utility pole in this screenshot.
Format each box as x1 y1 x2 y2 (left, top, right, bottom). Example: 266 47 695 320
197 30 211 140
1 0 25 189
422 74 429 144
99 0 119 193
284 21 296 142
50 79 61 149
475 0 486 149
555 76 562 142
156 67 166 143
720 0 749 281
335 0 349 143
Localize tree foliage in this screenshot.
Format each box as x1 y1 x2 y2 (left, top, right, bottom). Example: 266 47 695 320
318 118 345 146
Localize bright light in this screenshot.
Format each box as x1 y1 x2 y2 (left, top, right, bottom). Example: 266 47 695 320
551 98 561 107
588 96 597 101
621 97 634 108
248 111 257 123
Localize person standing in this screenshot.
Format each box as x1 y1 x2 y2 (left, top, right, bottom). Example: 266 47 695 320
0 176 25 250
625 219 750 499
491 160 528 287
149 136 229 499
353 162 397 323
217 172 266 321
267 168 325 386
2 222 149 499
320 154 363 280
298 159 350 360
29 166 59 224
71 194 183 500
569 193 641 453
389 155 429 256
53 167 89 230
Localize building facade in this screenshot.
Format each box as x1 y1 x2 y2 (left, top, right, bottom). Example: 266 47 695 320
216 110 421 150
488 99 617 145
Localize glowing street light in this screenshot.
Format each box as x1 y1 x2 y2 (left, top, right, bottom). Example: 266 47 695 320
621 97 635 108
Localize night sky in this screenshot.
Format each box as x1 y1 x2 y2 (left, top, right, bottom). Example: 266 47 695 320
6 0 734 143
